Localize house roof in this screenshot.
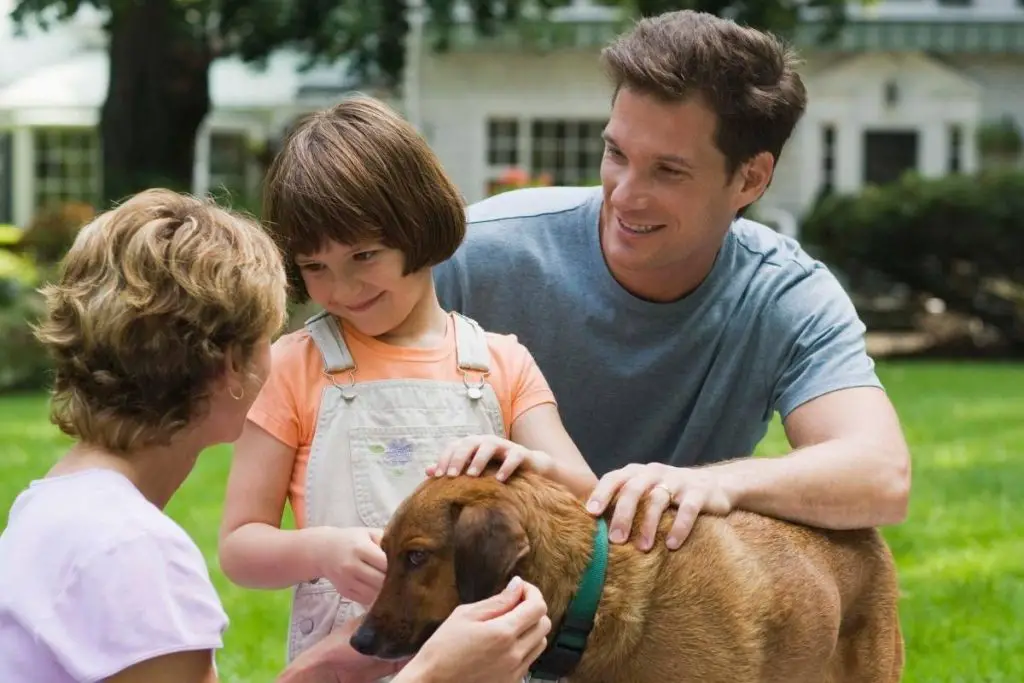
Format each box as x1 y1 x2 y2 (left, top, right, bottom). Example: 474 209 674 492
0 0 363 113
0 0 105 88
0 48 360 112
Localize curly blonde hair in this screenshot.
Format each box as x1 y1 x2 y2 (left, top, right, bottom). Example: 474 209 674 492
33 188 288 453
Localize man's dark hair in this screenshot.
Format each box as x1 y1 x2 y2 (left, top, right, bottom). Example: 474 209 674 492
601 10 808 176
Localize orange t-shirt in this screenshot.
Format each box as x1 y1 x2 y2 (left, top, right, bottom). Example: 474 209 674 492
246 313 556 528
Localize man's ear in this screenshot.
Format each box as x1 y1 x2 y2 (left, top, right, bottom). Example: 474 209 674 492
451 502 530 604
732 150 775 210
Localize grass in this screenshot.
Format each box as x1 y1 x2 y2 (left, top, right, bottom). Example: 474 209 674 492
2 361 1022 682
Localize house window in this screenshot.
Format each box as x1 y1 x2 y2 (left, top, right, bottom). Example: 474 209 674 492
483 117 607 195
529 119 606 185
948 124 963 174
33 128 101 210
208 131 251 198
487 119 519 166
820 124 836 195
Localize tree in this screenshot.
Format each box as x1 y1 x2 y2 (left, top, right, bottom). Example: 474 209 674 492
10 0 851 207
615 0 848 39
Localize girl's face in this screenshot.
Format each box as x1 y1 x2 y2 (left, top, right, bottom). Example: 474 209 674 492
295 240 436 338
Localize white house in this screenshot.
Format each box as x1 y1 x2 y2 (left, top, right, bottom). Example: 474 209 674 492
2 0 1024 229
0 0 373 227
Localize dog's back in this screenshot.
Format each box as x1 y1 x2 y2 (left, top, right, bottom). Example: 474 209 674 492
578 499 903 683
355 469 903 683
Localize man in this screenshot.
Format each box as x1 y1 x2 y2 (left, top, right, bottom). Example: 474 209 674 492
434 10 910 552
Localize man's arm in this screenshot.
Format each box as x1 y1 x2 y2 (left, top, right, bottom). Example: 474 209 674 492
586 262 911 549
594 386 911 550
725 261 911 530
710 385 910 530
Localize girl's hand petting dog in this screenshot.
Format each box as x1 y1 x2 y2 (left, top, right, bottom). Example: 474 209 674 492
428 434 554 482
311 526 387 608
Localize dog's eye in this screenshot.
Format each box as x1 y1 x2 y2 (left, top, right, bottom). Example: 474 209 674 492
406 549 429 568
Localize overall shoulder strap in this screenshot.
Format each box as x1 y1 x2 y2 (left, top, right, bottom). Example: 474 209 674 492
304 311 356 373
451 312 491 374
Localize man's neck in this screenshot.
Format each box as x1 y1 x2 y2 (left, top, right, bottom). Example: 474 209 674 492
606 247 721 304
598 205 728 304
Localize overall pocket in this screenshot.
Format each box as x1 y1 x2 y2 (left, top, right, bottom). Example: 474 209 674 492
287 579 358 662
349 424 482 528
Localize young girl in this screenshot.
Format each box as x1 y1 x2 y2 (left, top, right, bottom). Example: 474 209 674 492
217 95 596 664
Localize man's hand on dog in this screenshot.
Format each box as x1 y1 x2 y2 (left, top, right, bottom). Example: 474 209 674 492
312 526 387 607
428 434 554 483
586 463 733 552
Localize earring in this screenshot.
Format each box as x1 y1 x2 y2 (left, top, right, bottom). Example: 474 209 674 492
229 385 245 401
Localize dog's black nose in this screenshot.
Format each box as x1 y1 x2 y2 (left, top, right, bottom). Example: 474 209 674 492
349 621 380 656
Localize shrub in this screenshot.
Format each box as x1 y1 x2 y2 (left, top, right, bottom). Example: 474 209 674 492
0 286 51 393
19 201 96 264
801 169 1024 350
487 167 554 196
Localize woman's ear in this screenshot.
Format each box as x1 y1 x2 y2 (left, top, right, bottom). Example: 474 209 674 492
224 344 248 375
220 346 250 400
451 502 530 604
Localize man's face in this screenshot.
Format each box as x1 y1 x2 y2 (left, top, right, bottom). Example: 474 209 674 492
598 88 771 299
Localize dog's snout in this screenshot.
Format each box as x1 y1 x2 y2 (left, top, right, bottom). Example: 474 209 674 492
349 621 381 656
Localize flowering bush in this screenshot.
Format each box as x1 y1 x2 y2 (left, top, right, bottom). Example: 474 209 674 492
487 167 554 196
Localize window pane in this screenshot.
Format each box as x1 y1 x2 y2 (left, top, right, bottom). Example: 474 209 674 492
529 118 606 185
32 127 101 211
209 131 250 198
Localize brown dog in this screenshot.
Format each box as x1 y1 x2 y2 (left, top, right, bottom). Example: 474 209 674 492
350 465 904 683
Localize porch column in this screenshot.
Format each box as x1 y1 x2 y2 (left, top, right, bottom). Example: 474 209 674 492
192 121 211 197
11 126 34 228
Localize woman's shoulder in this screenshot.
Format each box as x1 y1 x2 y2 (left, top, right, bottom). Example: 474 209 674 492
5 470 204 570
0 470 227 681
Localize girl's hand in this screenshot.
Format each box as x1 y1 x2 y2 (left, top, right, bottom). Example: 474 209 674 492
428 435 554 482
311 527 387 607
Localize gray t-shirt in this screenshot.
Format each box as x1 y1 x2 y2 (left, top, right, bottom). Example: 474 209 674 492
434 186 882 476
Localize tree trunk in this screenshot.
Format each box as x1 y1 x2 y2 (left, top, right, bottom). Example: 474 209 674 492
100 0 211 207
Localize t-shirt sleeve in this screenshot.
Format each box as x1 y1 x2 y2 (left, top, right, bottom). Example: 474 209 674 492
433 256 466 315
247 333 309 449
767 263 884 420
490 334 557 428
46 531 227 682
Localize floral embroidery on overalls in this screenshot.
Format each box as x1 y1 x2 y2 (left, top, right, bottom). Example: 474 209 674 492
285 311 506 674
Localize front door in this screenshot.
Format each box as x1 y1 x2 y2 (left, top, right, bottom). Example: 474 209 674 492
863 130 919 187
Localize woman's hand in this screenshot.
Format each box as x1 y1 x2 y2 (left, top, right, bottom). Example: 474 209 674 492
428 434 554 482
276 616 404 683
311 526 387 607
395 576 551 683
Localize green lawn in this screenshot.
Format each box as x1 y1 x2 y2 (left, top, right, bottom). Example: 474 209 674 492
2 361 1022 682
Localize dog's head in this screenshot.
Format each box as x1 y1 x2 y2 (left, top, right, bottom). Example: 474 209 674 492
349 471 533 660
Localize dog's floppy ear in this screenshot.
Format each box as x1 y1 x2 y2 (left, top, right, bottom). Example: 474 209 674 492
451 502 530 604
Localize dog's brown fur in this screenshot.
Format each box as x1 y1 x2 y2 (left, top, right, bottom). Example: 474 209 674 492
352 466 904 683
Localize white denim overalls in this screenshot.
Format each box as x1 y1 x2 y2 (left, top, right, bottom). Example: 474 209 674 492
286 310 507 666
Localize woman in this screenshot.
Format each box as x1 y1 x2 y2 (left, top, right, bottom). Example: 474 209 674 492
0 189 549 683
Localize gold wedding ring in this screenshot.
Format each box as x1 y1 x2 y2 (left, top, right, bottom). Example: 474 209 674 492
651 483 676 501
